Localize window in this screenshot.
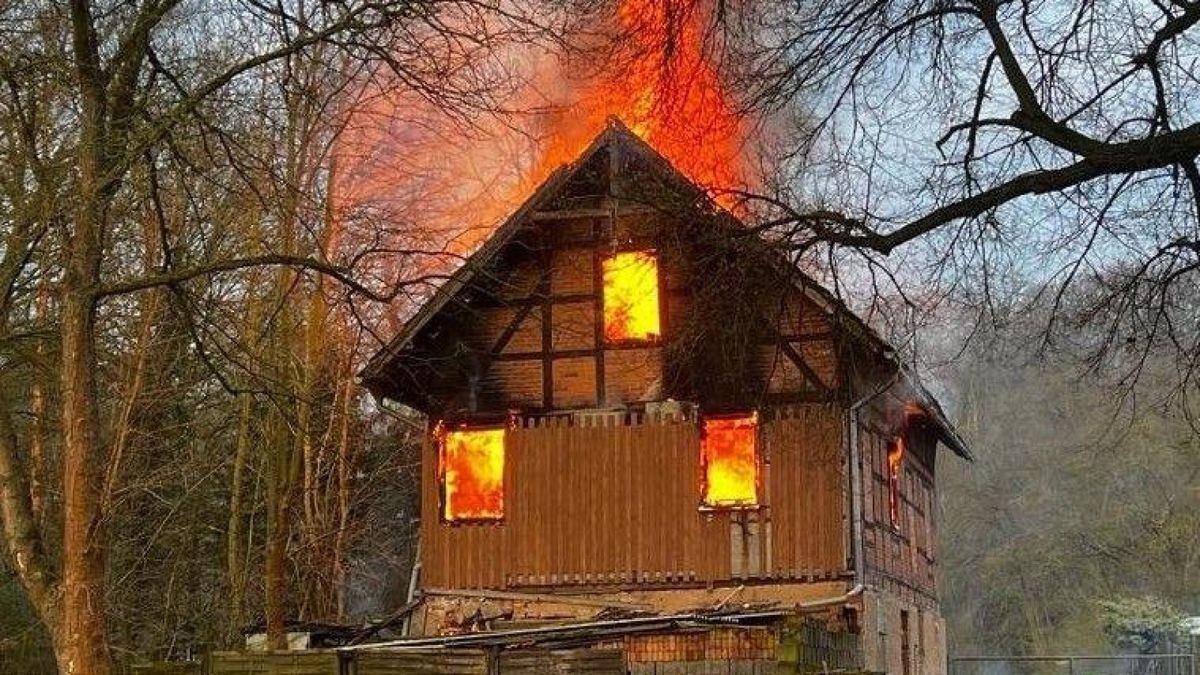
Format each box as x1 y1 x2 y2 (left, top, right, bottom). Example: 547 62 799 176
602 251 661 342
887 436 905 529
700 414 760 508
438 425 505 522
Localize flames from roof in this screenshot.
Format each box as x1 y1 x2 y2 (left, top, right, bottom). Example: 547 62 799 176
332 0 754 278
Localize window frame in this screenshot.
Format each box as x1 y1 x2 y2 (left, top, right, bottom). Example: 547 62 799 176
698 412 762 511
600 249 664 346
436 423 507 524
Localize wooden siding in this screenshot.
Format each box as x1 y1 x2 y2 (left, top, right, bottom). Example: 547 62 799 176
420 406 848 590
765 407 847 578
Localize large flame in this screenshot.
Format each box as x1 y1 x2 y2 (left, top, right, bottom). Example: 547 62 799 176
439 426 505 521
701 415 759 508
603 251 662 342
330 0 754 337
333 0 752 242
526 0 750 199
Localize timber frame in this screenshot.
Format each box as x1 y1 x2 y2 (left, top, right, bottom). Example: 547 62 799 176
361 119 967 460
361 118 970 675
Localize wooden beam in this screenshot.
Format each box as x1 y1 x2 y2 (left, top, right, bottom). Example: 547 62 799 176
529 206 658 221
493 349 594 363
540 247 554 409
489 303 539 356
592 223 606 404
470 293 595 309
420 587 653 610
492 343 662 362
761 316 835 394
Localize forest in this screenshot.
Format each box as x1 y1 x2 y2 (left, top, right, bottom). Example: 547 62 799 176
940 316 1200 655
2 0 1200 671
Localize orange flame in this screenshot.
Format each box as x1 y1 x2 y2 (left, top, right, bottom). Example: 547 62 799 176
329 0 754 329
887 436 905 527
527 0 750 198
439 426 505 521
701 414 759 508
603 251 662 342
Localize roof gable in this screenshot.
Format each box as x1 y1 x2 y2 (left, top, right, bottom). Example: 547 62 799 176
359 119 970 459
360 120 706 385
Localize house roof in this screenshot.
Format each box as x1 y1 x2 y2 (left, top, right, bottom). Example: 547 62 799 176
360 118 971 460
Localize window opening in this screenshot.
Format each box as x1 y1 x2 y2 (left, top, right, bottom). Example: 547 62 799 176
602 251 661 342
438 425 505 522
887 436 905 529
700 413 760 508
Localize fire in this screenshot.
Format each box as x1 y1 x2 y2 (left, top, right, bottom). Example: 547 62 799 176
329 0 754 333
887 436 905 527
701 414 759 508
603 251 662 342
528 0 750 200
438 426 505 521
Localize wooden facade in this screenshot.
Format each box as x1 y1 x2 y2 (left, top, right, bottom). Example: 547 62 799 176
858 399 940 599
420 406 848 590
362 121 970 673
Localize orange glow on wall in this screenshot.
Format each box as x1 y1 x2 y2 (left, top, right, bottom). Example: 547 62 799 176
887 436 905 528
701 415 759 508
438 426 505 521
603 251 661 342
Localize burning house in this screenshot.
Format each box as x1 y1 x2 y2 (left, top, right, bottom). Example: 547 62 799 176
361 120 971 674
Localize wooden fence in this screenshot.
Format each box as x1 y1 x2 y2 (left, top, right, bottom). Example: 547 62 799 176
196 648 623 674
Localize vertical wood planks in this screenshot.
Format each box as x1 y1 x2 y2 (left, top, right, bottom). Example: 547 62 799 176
767 405 848 580
419 406 848 590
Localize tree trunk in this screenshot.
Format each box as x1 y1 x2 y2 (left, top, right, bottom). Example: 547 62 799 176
264 494 289 650
28 284 50 526
0 391 57 631
59 289 109 675
60 1 113 668
226 393 253 642
332 368 355 620
264 415 297 651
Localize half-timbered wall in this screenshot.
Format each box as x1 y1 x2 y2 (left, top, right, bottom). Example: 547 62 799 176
420 405 848 590
423 210 840 418
368 128 959 675
856 399 938 600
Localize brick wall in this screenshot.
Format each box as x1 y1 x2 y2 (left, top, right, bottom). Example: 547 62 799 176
617 628 776 663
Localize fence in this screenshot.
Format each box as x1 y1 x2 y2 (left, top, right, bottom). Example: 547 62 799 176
196 647 623 674
950 654 1197 675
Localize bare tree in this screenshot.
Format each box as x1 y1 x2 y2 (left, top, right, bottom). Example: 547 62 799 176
0 0 557 671
706 0 1200 386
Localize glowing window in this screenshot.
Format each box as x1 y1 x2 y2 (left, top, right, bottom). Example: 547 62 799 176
700 414 760 508
887 436 905 529
438 426 505 522
602 251 661 342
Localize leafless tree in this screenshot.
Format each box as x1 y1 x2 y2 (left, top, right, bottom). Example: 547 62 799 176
0 0 561 671
706 0 1200 391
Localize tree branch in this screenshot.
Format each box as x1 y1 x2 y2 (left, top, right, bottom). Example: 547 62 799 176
96 255 390 301
0 389 58 626
780 122 1200 254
